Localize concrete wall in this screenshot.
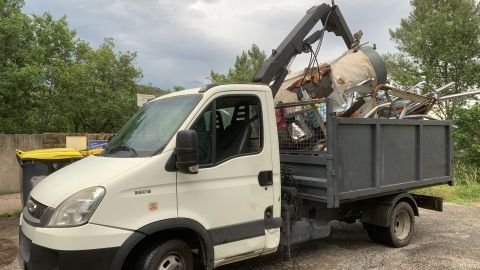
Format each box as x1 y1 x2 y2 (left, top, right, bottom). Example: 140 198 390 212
0 133 111 194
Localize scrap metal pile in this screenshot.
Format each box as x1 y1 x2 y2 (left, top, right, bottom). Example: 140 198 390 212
274 45 480 152
248 2 479 153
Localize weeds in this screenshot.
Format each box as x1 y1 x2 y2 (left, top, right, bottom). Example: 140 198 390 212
454 161 480 186
0 210 22 219
414 162 480 204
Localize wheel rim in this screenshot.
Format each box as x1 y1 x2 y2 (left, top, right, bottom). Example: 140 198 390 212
394 209 411 240
158 253 184 270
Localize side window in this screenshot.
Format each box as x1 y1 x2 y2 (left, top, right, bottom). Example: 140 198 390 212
190 104 213 165
190 95 263 166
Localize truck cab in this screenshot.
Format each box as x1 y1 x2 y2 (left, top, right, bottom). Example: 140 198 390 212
20 84 282 270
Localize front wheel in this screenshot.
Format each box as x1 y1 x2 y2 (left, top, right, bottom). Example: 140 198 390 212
137 239 193 270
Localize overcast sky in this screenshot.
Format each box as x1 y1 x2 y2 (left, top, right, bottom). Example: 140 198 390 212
23 0 412 89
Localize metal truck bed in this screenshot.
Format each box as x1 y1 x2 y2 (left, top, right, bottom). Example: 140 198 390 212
278 99 454 208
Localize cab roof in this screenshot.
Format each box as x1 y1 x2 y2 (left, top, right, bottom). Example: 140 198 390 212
149 83 270 104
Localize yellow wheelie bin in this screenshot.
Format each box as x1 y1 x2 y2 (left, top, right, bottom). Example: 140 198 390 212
16 148 102 206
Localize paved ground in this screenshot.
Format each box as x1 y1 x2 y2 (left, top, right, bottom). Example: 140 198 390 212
1 204 479 270
0 194 21 216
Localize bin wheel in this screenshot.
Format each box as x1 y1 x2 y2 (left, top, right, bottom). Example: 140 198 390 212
137 239 193 270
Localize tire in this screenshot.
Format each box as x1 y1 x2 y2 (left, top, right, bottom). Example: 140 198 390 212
363 202 415 247
384 201 415 247
363 222 387 244
137 239 193 270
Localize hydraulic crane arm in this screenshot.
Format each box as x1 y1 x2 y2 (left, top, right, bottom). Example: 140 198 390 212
253 3 355 97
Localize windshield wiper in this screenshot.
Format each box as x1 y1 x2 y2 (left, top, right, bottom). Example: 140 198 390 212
106 145 138 157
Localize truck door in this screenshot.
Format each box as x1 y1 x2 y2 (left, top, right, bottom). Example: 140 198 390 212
177 92 275 261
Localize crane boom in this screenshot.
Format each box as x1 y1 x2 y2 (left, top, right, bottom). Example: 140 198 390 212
253 3 355 97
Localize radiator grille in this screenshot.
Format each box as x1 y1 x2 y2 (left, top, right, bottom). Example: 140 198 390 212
26 197 48 220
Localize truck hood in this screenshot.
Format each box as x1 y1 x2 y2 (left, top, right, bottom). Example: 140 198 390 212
30 156 147 208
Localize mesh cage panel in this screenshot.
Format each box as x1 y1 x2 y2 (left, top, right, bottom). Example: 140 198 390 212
275 100 328 153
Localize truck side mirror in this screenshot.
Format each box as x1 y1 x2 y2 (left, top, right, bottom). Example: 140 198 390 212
175 130 199 174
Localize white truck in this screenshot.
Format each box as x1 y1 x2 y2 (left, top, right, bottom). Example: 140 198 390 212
19 3 453 270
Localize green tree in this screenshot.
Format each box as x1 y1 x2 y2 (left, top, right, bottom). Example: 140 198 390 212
385 0 480 119
58 38 142 133
0 0 37 133
173 85 185 92
25 14 78 132
0 1 143 133
137 84 170 96
453 104 480 166
211 44 266 84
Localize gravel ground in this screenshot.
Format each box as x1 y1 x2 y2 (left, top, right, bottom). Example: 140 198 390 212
0 219 18 270
1 204 479 270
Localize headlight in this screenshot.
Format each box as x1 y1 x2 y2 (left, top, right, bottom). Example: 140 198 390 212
47 187 105 227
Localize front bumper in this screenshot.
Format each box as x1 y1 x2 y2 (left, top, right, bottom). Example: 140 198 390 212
19 229 119 270
19 215 134 270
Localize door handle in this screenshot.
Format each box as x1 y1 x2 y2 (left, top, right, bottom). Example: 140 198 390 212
258 171 273 187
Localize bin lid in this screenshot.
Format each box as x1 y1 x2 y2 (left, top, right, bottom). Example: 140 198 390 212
80 149 104 156
16 148 86 160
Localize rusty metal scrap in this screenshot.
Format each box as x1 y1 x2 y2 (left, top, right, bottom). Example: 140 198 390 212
273 43 480 153
377 85 430 103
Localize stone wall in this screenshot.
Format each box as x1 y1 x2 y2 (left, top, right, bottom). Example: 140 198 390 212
0 133 110 194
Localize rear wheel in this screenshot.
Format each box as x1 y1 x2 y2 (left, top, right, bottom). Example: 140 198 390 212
137 239 193 270
364 202 415 248
363 223 386 244
385 202 415 247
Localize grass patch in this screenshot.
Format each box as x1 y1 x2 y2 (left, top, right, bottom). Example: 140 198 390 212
414 161 480 205
0 209 22 219
454 162 480 186
414 184 480 205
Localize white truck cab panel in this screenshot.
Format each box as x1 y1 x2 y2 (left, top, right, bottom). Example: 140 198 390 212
176 86 280 264
19 84 281 270
89 150 178 230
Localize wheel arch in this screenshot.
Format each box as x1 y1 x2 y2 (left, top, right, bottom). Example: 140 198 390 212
360 192 419 227
110 218 214 270
395 194 419 217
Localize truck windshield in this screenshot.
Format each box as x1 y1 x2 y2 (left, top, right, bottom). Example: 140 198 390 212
104 94 202 157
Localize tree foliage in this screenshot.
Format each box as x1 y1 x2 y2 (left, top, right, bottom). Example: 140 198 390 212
137 84 170 96
385 0 480 119
211 44 266 84
453 104 480 166
0 0 142 133
173 85 185 92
